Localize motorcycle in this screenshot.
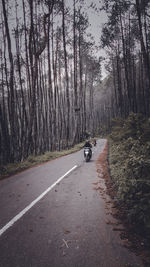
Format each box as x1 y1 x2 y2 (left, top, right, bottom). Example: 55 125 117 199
84 147 92 162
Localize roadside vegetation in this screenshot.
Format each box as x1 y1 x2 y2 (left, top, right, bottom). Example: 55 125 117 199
0 143 84 180
109 113 150 239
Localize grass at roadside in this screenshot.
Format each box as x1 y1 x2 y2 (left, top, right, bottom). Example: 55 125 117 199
0 142 84 180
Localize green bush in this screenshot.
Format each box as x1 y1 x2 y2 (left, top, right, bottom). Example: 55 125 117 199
109 113 150 235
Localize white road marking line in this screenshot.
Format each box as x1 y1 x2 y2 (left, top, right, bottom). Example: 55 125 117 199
0 165 78 237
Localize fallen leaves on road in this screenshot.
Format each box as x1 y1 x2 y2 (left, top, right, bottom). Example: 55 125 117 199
93 186 103 191
64 230 71 234
92 182 99 185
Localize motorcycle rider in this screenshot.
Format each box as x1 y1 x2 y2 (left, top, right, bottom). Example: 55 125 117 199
93 139 97 146
83 140 92 158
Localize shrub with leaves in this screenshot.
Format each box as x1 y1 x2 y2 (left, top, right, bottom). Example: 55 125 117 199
109 113 150 236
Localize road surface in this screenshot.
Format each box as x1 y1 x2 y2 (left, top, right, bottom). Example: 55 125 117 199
0 139 142 267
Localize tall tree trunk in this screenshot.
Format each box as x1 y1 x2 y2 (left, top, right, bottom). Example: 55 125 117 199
2 0 15 161
72 0 79 144
62 0 70 146
135 0 150 114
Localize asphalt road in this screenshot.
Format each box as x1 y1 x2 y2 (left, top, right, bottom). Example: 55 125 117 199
0 139 142 267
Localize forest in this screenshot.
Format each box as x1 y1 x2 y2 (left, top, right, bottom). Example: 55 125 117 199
99 0 150 128
0 0 150 167
0 0 102 166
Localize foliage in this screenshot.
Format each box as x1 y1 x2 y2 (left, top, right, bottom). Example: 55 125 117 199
0 142 84 180
109 113 150 235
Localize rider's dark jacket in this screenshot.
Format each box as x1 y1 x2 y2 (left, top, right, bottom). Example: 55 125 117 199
83 141 92 148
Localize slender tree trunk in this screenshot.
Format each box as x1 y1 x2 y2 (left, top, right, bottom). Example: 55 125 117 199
62 0 70 146
2 0 16 161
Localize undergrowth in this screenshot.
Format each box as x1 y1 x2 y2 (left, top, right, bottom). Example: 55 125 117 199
109 113 150 238
0 142 83 180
